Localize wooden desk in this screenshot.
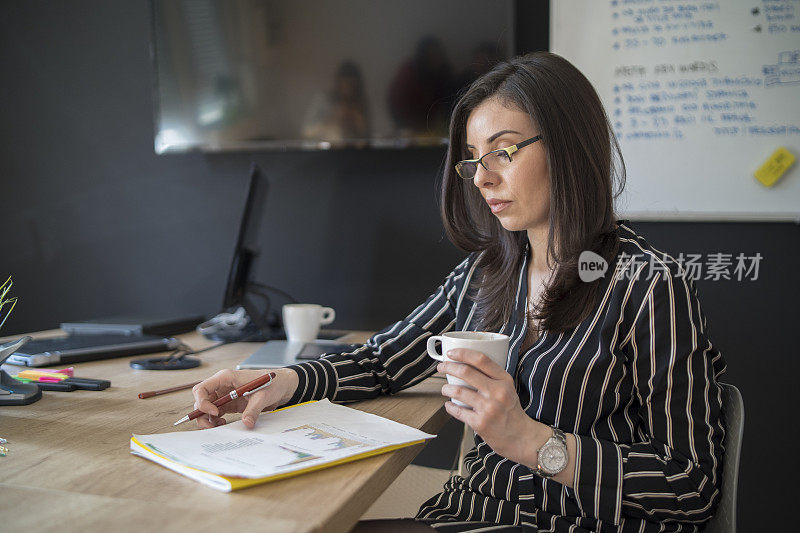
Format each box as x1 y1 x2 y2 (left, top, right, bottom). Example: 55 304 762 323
0 331 449 532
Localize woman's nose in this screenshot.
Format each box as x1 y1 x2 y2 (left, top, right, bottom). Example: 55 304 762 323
472 164 496 189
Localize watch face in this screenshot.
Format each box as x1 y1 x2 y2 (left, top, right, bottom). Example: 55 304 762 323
540 443 567 473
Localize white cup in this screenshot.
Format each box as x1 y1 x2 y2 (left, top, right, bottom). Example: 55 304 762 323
282 304 336 343
426 331 510 408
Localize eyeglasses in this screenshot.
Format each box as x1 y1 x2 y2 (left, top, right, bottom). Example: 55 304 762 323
455 135 542 180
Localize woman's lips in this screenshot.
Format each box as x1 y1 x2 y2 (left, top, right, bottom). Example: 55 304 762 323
488 200 511 214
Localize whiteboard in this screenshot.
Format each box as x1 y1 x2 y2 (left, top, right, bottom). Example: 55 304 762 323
551 0 800 221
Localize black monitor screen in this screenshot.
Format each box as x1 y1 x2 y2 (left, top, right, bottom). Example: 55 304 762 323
150 0 515 153
223 163 268 310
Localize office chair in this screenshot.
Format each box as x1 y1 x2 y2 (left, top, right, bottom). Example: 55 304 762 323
705 382 745 533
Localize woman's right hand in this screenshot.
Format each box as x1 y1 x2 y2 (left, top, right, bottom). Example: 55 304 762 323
191 367 300 429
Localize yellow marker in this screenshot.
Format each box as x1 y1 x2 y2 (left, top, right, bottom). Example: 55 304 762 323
754 147 796 187
17 370 68 380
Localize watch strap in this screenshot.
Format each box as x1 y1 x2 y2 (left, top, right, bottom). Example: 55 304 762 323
551 427 567 445
533 426 568 478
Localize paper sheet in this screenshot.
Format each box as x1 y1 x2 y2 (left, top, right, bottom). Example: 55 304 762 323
131 399 435 479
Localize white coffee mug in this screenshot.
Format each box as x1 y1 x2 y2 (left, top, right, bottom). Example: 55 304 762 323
427 331 510 408
282 304 336 343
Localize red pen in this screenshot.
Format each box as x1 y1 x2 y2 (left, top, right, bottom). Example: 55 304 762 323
173 372 277 426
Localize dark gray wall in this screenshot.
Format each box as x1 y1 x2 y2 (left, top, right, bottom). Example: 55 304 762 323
1 2 797 530
0 1 467 336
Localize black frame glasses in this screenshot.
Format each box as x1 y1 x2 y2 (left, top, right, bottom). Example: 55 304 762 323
455 135 542 180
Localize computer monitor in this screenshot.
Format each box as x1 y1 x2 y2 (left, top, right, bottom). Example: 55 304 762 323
211 163 283 342
223 162 268 310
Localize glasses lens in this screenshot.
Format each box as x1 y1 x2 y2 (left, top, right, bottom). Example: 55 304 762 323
456 161 477 179
484 150 512 172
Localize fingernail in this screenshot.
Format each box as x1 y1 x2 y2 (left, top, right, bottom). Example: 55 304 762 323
446 350 455 357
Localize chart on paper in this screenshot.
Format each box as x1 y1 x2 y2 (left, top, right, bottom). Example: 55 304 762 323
278 424 371 465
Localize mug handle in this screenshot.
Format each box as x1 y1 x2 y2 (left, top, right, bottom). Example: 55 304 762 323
426 336 445 361
320 307 336 325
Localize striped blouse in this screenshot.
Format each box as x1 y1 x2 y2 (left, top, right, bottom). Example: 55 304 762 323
284 220 727 532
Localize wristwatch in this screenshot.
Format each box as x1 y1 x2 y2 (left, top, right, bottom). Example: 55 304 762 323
533 426 568 478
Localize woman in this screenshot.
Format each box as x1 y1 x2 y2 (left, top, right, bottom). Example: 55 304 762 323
192 52 727 532
302 61 371 142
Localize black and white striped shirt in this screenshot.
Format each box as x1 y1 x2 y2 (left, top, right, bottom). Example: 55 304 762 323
284 220 727 532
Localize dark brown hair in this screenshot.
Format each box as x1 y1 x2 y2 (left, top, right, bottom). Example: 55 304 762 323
440 52 625 333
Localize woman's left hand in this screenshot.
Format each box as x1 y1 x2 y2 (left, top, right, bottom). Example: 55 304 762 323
437 348 538 464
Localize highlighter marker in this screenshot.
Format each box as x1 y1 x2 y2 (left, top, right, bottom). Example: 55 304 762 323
62 378 111 391
35 381 77 392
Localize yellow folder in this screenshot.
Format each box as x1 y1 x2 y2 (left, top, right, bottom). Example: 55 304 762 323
130 399 433 492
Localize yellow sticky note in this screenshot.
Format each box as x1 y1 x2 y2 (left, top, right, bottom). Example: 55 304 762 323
754 147 795 187
17 370 68 380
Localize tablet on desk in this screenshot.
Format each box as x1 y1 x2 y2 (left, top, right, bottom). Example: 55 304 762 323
236 340 359 369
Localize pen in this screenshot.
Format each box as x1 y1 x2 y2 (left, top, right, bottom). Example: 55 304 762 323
138 380 202 399
173 372 277 426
